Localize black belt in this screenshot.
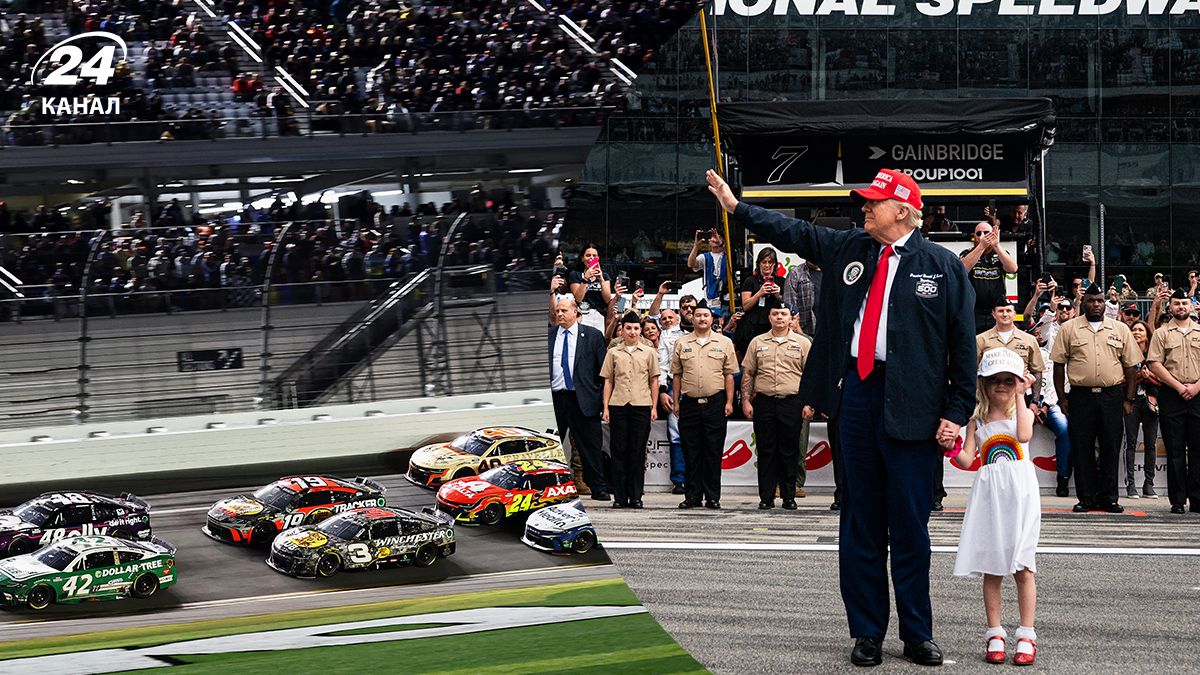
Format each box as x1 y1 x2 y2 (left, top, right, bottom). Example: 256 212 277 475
758 393 798 400
1075 385 1123 394
682 392 726 405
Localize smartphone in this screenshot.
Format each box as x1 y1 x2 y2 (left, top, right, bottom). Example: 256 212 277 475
987 199 996 213
696 229 707 241
1039 273 1052 284
635 280 644 293
1082 244 1092 259
586 257 600 271
616 274 629 289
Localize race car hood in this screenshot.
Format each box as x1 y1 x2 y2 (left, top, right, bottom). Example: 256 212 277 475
526 500 590 532
437 479 500 505
272 527 333 553
411 444 469 469
0 555 54 582
208 496 277 522
0 513 34 533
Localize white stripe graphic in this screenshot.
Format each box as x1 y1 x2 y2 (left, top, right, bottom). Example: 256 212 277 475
225 30 262 63
600 541 1200 556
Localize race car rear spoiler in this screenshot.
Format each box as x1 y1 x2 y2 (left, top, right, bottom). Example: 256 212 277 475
422 506 454 527
353 477 386 494
147 536 177 556
119 493 151 511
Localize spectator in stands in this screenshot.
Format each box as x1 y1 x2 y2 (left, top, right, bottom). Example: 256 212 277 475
569 246 611 333
688 228 728 318
961 221 1018 335
782 259 818 336
1124 319 1159 500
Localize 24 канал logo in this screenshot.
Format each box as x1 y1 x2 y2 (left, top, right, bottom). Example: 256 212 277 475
30 31 127 116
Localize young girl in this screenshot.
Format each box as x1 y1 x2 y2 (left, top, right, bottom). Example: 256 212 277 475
947 348 1041 666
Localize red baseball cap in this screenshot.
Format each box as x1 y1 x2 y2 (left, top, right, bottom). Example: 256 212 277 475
851 168 923 211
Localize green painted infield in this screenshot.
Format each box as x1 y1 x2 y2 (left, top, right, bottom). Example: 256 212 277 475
0 579 707 673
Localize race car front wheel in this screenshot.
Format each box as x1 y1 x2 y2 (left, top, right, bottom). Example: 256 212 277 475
26 585 53 611
252 522 278 545
316 553 341 578
7 538 33 557
572 530 596 554
413 544 438 567
132 573 159 599
479 503 504 526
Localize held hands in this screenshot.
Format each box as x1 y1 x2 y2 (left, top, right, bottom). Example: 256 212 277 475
936 418 961 449
706 169 739 214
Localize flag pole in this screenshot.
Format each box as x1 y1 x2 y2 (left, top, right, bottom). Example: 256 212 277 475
698 7 737 315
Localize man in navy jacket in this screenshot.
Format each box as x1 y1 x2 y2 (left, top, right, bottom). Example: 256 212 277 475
708 168 976 667
548 296 611 500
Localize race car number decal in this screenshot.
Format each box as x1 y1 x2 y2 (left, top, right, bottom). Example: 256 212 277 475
288 477 328 490
282 512 305 529
477 458 503 472
347 543 372 564
47 493 92 506
62 574 94 597
41 523 108 544
509 494 536 512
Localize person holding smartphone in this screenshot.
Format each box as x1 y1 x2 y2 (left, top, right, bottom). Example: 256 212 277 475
569 246 612 333
688 228 728 318
737 247 786 356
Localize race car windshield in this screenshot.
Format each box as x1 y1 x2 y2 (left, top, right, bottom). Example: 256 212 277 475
449 434 492 456
12 502 52 526
251 485 296 510
34 546 75 571
317 518 363 540
481 466 522 489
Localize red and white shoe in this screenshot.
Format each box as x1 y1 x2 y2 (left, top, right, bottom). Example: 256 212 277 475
1013 637 1037 666
985 636 1006 664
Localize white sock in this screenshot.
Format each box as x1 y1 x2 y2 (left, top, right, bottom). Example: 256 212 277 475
986 626 1006 651
1015 626 1037 653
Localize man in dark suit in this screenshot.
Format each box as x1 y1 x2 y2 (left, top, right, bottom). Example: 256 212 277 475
707 168 976 667
549 296 611 500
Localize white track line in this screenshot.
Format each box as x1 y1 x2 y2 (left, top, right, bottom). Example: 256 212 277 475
152 506 211 515
601 542 1200 556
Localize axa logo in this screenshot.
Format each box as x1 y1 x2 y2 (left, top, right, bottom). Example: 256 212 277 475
29 31 126 116
544 484 577 499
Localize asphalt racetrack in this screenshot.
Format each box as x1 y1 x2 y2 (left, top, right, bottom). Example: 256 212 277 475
0 474 610 643
592 490 1200 674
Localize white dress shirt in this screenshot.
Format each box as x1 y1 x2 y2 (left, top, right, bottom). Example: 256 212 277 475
551 322 579 391
850 228 915 363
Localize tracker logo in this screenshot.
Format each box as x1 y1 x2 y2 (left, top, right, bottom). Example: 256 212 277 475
29 31 126 116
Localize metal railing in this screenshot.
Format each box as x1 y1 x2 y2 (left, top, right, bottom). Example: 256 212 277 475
0 105 617 148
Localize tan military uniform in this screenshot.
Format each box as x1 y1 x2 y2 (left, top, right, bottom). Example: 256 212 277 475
742 332 811 397
977 327 1046 375
1146 322 1200 384
607 336 654 350
1049 316 1142 387
600 343 658 407
671 332 738 398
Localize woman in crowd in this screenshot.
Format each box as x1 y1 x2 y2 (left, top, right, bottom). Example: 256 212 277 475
736 247 785 356
570 245 611 332
1125 319 1160 499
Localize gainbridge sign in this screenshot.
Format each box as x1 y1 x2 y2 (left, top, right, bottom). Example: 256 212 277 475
637 422 1165 489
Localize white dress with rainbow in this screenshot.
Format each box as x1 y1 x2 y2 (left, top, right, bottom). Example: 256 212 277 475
954 416 1042 578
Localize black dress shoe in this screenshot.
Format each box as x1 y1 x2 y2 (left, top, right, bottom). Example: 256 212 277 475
931 500 944 512
705 500 721 509
1102 502 1124 513
611 500 625 509
1171 504 1186 514
903 640 944 666
850 637 883 666
1056 477 1070 497
830 501 841 511
628 499 643 509
678 499 700 509
781 499 798 510
590 492 611 501
671 483 686 495
1072 502 1091 513
758 500 774 510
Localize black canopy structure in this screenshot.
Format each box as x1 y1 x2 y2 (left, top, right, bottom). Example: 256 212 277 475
716 98 1056 206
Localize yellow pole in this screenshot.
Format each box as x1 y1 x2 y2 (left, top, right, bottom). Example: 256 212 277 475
698 8 737 315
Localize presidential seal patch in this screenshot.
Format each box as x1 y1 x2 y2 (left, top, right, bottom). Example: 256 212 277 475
843 261 865 285
916 278 939 298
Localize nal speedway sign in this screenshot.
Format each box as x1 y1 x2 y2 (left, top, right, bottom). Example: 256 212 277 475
713 0 1200 15
29 31 127 116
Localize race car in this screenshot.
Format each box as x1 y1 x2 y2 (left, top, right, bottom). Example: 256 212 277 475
0 535 177 611
203 475 385 546
436 460 576 525
0 491 152 557
406 426 565 489
267 506 455 578
521 499 598 555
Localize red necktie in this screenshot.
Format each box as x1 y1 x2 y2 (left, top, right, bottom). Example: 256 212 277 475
857 245 893 380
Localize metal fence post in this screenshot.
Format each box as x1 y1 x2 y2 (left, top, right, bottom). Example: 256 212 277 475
76 230 110 424
258 223 293 409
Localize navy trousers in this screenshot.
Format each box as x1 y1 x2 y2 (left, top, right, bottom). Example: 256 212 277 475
837 365 938 644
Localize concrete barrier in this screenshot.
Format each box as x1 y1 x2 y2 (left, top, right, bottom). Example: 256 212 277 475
0 390 555 494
